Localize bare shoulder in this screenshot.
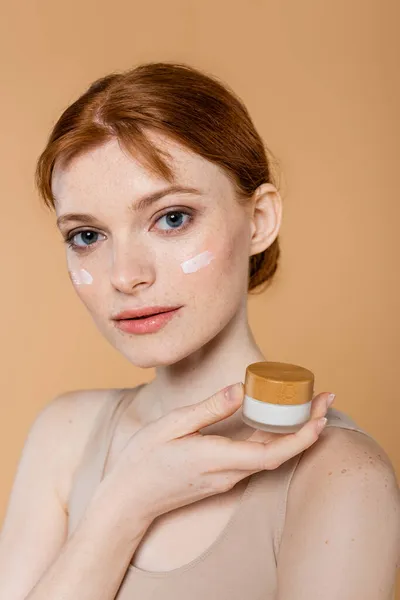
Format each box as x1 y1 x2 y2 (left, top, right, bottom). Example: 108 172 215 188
276 425 400 598
288 424 399 506
0 387 131 598
302 424 395 473
38 387 125 511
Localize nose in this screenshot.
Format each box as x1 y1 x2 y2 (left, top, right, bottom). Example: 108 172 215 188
109 238 154 293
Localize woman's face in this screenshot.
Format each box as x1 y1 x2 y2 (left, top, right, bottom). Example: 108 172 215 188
52 134 254 367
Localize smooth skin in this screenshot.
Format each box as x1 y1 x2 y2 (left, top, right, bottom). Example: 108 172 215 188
0 382 331 600
0 132 398 598
95 382 331 521
0 382 398 600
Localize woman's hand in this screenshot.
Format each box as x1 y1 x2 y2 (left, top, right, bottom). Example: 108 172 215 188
103 383 334 524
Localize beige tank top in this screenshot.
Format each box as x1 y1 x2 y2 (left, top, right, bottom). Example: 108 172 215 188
67 387 381 599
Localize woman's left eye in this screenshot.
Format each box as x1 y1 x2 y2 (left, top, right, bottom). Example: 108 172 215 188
156 210 192 232
64 210 194 252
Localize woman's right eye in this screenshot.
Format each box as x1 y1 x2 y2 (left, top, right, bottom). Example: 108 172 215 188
65 230 103 252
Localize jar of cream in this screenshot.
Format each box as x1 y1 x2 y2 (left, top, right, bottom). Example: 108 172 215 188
242 361 314 434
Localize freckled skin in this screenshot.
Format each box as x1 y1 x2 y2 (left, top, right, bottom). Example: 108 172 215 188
55 137 249 367
52 131 281 421
54 136 250 370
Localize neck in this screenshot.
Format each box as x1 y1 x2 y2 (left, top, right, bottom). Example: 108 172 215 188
136 300 267 438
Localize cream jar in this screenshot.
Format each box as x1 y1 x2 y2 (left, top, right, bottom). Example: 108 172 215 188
241 361 314 434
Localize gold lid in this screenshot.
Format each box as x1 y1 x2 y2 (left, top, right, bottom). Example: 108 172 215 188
244 362 314 406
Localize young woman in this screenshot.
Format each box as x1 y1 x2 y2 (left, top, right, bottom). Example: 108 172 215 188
0 62 398 600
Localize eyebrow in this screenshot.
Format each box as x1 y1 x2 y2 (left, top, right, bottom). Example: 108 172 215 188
56 185 202 229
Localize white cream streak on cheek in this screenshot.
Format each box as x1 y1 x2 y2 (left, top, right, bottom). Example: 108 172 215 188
69 269 93 285
180 250 216 274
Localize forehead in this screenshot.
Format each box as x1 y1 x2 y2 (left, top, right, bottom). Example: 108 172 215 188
52 133 233 211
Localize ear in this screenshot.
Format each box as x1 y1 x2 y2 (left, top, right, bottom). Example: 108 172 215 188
248 183 282 256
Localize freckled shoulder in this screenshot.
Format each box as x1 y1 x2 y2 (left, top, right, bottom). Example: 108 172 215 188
287 425 397 506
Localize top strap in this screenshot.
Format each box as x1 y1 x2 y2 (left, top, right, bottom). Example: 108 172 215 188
99 385 146 481
67 385 144 536
272 407 378 559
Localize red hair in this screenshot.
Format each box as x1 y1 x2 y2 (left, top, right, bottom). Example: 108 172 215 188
35 62 281 293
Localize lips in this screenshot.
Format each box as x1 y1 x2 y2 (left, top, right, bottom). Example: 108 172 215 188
130 312 163 319
113 306 182 321
113 307 181 334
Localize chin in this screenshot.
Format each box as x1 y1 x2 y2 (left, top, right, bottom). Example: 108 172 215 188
106 328 218 369
97 307 235 368
114 343 195 369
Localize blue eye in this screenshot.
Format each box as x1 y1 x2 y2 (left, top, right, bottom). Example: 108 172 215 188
64 209 194 253
65 230 103 251
156 211 190 231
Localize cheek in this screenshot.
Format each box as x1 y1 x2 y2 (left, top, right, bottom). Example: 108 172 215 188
177 228 244 294
67 252 96 295
69 269 94 285
179 250 216 274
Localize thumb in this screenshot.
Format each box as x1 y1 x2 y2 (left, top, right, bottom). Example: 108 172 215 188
162 382 244 438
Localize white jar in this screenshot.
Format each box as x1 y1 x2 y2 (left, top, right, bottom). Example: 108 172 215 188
241 361 314 434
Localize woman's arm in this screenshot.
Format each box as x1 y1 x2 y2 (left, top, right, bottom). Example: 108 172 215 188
276 427 400 600
0 393 78 599
25 491 150 600
0 392 152 600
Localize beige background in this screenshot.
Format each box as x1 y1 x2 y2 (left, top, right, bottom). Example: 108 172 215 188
1 0 399 595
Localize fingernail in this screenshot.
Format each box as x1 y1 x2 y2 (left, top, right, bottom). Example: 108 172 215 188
224 382 243 401
316 417 327 433
327 393 336 407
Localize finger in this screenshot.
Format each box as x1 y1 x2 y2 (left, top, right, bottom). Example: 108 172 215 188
155 382 244 439
219 416 327 472
246 428 278 443
309 392 335 420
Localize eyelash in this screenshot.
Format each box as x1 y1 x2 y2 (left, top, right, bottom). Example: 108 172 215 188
63 209 194 253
